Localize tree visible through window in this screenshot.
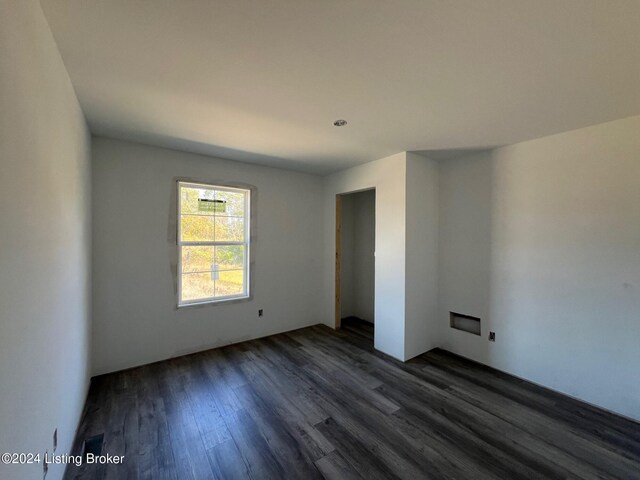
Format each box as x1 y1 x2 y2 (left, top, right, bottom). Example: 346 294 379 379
178 182 250 305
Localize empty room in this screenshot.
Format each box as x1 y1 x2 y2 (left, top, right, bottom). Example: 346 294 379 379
1 1 639 479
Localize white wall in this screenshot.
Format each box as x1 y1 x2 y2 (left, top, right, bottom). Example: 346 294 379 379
91 137 324 375
324 153 407 360
0 2 91 480
439 116 640 420
404 153 439 359
439 151 493 359
340 189 375 323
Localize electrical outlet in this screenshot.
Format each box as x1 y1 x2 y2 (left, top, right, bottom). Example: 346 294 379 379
53 428 57 452
488 331 496 342
258 309 263 317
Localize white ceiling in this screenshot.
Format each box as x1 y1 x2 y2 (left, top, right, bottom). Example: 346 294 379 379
41 0 640 174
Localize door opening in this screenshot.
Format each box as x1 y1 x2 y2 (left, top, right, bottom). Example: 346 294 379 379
335 189 376 333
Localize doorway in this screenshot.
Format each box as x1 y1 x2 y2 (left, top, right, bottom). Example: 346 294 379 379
335 189 376 331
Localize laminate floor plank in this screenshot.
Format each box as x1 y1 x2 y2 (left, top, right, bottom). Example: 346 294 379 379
206 439 250 480
155 360 216 480
314 450 365 480
222 409 286 480
314 417 403 480
244 343 330 425
233 384 324 479
424 349 640 453
183 371 232 450
377 383 586 480
237 356 335 460
262 347 484 479
64 319 640 480
136 364 177 480
417 360 640 478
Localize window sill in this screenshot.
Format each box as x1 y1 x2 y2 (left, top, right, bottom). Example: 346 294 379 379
177 294 251 309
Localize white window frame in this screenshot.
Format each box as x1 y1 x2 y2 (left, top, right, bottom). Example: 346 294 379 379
177 181 251 306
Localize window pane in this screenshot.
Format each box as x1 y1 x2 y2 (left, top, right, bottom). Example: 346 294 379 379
215 216 244 242
215 190 245 217
182 246 214 273
214 245 244 270
181 270 245 301
181 272 215 302
181 186 217 216
182 246 244 273
181 214 215 242
216 270 244 297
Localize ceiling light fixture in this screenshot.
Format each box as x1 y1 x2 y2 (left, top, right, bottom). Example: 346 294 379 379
333 119 348 127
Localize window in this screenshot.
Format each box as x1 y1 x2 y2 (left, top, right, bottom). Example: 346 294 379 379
178 181 250 306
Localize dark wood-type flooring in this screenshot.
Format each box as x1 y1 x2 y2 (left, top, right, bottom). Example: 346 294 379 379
65 319 640 479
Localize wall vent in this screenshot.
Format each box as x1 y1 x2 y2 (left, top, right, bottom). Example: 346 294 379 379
450 312 481 335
